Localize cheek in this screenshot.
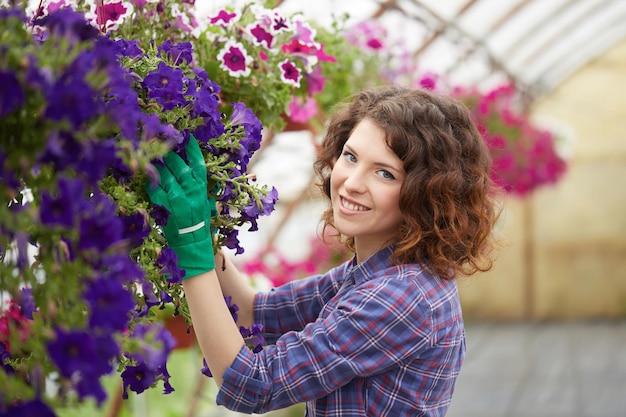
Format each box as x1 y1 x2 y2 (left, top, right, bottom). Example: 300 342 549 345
381 187 403 213
329 165 341 193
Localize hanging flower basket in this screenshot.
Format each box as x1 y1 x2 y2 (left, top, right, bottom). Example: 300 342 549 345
454 84 568 196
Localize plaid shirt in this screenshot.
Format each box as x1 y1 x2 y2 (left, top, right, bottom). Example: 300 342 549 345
217 245 466 416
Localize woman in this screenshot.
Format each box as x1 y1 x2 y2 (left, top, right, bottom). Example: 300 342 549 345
146 85 501 416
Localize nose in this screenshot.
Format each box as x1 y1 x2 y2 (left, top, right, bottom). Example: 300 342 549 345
343 168 366 193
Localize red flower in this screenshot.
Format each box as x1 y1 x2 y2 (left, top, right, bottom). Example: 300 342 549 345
0 300 32 353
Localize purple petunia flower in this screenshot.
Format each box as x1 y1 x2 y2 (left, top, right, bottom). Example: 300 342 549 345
192 118 225 145
74 373 108 407
75 138 116 184
201 357 212 377
156 248 185 283
38 131 82 172
230 101 260 128
137 281 160 317
188 85 221 119
109 156 133 184
239 323 265 354
250 326 265 353
83 276 134 331
220 227 244 255
121 363 156 398
130 322 176 370
224 296 239 322
111 38 143 58
0 70 24 117
70 40 120 79
230 102 263 172
45 77 98 129
34 7 99 43
217 40 251 77
39 181 79 228
13 232 31 270
242 186 279 219
0 398 56 417
149 204 170 227
105 86 143 144
139 113 184 147
0 147 18 191
143 62 186 111
18 287 37 320
1 341 15 375
158 362 174 394
92 333 120 374
78 194 124 254
100 253 145 284
47 329 119 404
158 40 193 66
47 329 98 378
121 212 151 249
239 326 251 338
0 7 26 21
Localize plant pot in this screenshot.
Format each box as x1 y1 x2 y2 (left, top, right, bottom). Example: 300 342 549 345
164 315 196 350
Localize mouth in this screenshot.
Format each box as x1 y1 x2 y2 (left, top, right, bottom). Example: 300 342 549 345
340 196 370 212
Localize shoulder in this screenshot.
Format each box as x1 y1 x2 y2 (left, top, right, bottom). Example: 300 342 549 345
357 263 462 322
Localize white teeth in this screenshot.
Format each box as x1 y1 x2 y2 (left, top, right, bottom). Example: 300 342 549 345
341 198 368 211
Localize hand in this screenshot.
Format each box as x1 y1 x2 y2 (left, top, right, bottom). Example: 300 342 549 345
145 136 215 278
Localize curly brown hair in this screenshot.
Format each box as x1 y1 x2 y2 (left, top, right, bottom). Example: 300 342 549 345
314 85 501 279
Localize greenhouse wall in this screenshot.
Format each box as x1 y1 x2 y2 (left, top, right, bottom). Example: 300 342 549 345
459 39 626 320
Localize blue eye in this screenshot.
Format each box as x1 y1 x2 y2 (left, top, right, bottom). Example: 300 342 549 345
379 170 395 180
342 151 356 163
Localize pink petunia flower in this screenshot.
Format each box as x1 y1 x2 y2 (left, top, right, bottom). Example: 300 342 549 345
217 40 251 77
247 23 274 48
288 96 318 123
290 18 316 44
89 1 134 32
278 59 301 87
209 9 239 26
305 66 326 95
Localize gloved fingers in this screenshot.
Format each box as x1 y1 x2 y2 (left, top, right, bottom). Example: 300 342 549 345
185 135 207 184
144 180 170 208
208 196 218 218
163 150 193 186
208 178 221 198
144 160 174 195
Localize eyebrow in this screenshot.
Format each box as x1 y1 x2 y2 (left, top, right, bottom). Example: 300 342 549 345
344 144 403 174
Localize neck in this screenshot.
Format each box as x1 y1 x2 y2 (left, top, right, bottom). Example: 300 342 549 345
354 240 387 265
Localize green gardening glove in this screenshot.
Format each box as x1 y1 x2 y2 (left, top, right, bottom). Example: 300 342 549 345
145 136 216 278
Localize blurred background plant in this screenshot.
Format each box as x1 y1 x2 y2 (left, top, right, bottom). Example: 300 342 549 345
452 83 569 196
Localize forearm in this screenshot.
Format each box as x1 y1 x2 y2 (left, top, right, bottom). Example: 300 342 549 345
183 270 245 387
214 251 257 329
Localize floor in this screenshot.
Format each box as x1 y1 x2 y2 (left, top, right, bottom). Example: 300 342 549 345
446 321 626 417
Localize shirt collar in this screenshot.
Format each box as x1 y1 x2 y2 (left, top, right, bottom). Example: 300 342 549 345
345 245 395 285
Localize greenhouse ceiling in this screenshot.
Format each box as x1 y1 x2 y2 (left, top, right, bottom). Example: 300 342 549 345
272 0 626 102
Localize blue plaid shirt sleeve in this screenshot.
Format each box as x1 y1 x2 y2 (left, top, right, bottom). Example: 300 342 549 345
252 267 345 343
216 274 438 414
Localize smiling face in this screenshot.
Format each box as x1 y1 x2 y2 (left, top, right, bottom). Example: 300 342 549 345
330 118 406 262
